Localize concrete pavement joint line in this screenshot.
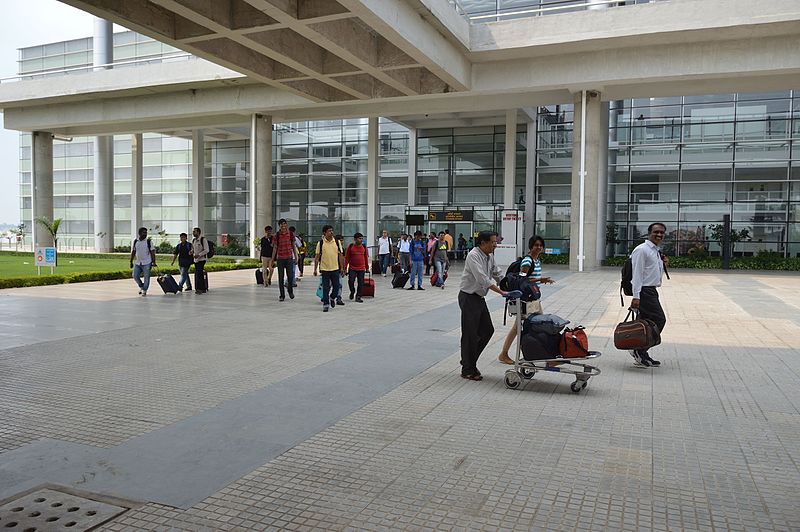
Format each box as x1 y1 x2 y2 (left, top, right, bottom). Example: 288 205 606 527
0 291 468 508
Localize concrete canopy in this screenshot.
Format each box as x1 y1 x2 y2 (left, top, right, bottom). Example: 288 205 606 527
1 0 799 135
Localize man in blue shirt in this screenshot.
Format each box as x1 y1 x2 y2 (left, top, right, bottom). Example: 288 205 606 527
408 231 427 291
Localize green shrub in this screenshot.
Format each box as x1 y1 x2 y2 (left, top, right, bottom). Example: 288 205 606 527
540 254 569 265
67 271 130 283
602 255 800 271
156 241 174 254
0 275 67 289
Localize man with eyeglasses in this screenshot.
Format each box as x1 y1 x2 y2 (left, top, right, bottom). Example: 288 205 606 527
629 222 669 368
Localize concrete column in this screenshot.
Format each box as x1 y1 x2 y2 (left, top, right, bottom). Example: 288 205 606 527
32 131 54 247
131 133 143 236
570 90 604 272
503 109 517 209
367 117 379 248
191 129 205 230
524 121 536 240
596 102 610 263
407 128 417 207
93 18 114 252
249 114 272 258
93 135 114 251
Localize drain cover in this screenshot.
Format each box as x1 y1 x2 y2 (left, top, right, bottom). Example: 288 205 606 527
0 488 127 531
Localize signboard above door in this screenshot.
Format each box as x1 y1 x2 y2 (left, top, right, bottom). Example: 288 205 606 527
428 210 473 222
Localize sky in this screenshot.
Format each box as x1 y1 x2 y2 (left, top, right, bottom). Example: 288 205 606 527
0 0 97 225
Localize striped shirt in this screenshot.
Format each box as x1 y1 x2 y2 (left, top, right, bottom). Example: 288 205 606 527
520 256 542 283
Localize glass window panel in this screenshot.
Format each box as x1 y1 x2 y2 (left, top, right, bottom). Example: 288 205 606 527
453 172 493 187
631 165 679 183
279 145 308 159
681 164 732 182
416 187 448 205
455 152 493 171
738 91 791 101
536 185 570 203
684 94 734 105
311 175 342 189
680 203 733 222
630 145 680 164
379 172 407 188
737 119 790 141
608 183 629 204
683 121 734 142
538 168 572 185
536 149 572 168
733 181 788 201
732 202 787 223
735 142 789 161
681 143 734 163
453 134 494 152
418 154 451 171
417 171 449 188
452 187 494 205
415 136 452 157
734 162 788 181
629 123 681 145
681 182 732 202
379 189 407 204
630 183 678 202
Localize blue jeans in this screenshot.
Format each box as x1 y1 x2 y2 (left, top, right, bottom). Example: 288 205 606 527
178 265 192 290
133 263 152 292
435 260 446 286
321 270 341 306
411 260 424 288
380 253 391 274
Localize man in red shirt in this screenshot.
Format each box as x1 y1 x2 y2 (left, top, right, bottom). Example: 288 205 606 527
345 232 370 303
270 218 298 301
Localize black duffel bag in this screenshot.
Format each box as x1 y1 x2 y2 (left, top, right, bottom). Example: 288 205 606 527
521 331 561 361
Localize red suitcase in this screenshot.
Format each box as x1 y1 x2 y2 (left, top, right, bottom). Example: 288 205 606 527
362 272 375 297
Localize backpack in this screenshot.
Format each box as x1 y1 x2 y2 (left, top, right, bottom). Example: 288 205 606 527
346 243 368 265
201 237 216 259
499 255 540 302
318 238 343 266
620 257 633 306
132 238 152 253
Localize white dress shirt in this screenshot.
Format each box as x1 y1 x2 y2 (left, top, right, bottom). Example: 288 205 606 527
630 239 663 299
459 247 502 297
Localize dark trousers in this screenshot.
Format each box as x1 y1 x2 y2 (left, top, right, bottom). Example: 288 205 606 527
348 269 365 298
297 255 305 276
637 286 666 356
321 270 341 306
194 260 206 291
458 291 494 375
276 258 295 298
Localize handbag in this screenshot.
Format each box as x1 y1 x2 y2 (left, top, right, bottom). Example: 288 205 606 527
316 282 324 300
613 309 661 350
559 326 589 358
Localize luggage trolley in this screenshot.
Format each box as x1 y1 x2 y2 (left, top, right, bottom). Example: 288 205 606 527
502 296 602 393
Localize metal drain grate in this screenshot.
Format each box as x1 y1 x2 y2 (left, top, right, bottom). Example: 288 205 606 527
0 488 128 531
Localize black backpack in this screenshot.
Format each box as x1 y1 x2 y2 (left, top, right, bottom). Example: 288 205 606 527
201 237 216 259
620 257 633 306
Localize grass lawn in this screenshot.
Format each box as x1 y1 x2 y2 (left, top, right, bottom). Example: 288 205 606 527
0 254 164 279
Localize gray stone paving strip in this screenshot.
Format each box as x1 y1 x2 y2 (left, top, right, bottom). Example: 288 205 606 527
715 277 800 324
0 279 551 509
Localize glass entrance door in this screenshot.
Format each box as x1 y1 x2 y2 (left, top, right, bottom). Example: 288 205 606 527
429 222 472 260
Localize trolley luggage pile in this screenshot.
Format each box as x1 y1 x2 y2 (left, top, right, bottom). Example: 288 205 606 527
503 295 601 393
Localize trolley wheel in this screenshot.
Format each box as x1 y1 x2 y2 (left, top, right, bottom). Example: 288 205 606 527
520 367 536 380
570 380 587 393
504 370 522 389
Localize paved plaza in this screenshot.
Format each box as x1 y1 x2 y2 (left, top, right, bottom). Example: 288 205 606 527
0 266 798 531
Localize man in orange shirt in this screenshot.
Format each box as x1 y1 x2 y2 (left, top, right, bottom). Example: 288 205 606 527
443 229 454 261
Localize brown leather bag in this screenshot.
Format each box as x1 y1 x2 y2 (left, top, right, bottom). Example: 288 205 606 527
614 309 661 350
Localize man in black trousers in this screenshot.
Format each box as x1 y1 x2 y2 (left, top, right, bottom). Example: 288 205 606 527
458 231 508 381
630 222 669 367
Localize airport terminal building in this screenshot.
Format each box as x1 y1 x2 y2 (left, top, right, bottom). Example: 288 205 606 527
6 0 800 266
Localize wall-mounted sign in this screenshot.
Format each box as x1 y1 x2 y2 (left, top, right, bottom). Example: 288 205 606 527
428 210 473 222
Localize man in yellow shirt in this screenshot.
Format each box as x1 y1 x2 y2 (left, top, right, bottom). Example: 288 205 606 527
313 224 346 312
443 229 454 261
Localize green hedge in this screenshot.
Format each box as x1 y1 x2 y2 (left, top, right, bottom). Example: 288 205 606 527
0 260 262 290
0 250 241 263
602 255 800 271
540 254 569 265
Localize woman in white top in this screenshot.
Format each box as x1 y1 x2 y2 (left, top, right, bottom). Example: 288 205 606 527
498 235 554 365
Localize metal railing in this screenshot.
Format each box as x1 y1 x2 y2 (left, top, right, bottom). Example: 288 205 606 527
449 0 668 23
0 51 195 84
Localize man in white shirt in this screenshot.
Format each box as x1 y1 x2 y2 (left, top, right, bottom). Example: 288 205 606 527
629 222 669 367
458 231 508 381
398 234 411 273
192 227 210 294
377 230 392 276
129 227 156 296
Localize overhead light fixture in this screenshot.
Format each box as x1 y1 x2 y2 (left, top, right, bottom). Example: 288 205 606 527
51 134 73 142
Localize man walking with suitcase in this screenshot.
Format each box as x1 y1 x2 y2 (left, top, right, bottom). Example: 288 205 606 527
314 225 346 312
170 232 193 292
408 231 427 291
629 222 669 367
191 227 209 294
345 232 369 303
130 227 156 296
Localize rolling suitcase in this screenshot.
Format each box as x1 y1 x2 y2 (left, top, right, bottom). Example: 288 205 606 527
371 259 382 275
255 268 264 285
362 272 375 297
157 272 180 294
392 271 409 289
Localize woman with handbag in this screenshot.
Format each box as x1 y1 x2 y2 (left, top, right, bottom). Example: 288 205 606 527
498 235 554 365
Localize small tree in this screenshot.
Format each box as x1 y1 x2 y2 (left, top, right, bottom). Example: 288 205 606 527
35 217 62 249
709 224 751 255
